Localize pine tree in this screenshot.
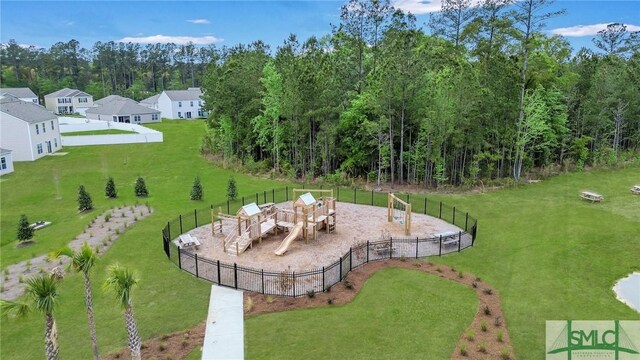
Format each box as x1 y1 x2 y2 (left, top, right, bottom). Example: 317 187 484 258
17 214 34 242
105 177 117 198
134 177 148 197
190 176 203 200
77 185 93 212
227 177 237 201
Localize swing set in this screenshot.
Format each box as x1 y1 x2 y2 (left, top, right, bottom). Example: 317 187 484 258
387 193 411 235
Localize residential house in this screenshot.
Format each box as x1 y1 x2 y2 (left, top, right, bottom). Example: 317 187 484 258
0 148 14 176
142 88 206 119
0 88 39 104
1 96 61 161
44 88 94 115
94 94 129 106
86 97 161 124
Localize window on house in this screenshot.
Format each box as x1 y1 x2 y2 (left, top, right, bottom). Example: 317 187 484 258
57 98 62 104
42 123 46 133
190 101 193 107
1 157 6 170
178 112 182 118
33 99 38 103
199 101 202 107
54 138 58 147
37 144 43 154
79 98 87 103
51 121 54 130
134 115 141 122
152 114 158 121
178 101 182 107
36 124 39 134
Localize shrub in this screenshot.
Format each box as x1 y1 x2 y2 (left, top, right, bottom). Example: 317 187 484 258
16 214 34 242
265 295 275 304
115 228 120 235
475 276 482 282
227 177 237 201
497 331 504 342
480 320 488 332
158 343 166 352
135 176 149 197
495 316 502 327
483 305 491 315
500 348 511 359
190 176 204 200
105 177 117 198
181 340 189 348
400 255 407 262
478 341 487 353
306 290 315 298
77 185 93 211
458 271 464 278
413 260 422 267
483 288 493 295
244 297 253 312
459 344 468 356
466 329 475 341
436 267 442 272
327 297 335 305
325 285 332 292
344 280 354 289
471 281 478 288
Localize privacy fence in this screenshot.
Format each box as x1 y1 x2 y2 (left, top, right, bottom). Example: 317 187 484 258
161 186 478 297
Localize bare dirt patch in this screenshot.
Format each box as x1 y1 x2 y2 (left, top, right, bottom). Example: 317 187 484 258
114 260 514 360
0 205 152 301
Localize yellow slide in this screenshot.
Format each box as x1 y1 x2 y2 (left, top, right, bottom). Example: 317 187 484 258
274 222 303 256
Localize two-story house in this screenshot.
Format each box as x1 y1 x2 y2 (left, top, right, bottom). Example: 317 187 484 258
0 88 39 104
141 88 206 119
0 96 62 161
44 88 94 115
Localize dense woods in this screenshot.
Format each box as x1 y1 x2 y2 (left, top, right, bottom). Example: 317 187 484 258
1 0 639 186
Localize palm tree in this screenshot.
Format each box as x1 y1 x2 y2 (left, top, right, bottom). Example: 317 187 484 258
104 264 141 360
52 243 100 360
1 274 61 360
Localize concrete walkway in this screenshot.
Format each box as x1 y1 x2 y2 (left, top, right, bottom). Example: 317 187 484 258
202 286 244 360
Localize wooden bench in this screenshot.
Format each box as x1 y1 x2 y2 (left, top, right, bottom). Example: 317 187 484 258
435 231 459 247
372 243 397 256
581 191 603 202
631 185 640 195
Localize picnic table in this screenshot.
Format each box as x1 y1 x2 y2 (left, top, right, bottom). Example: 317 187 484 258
581 191 603 202
178 234 201 249
371 242 397 256
434 231 460 247
631 185 640 195
29 221 52 230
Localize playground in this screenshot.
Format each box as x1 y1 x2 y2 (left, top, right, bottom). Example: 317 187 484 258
184 190 466 271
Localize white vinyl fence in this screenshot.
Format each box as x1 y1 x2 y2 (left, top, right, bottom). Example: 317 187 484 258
59 117 163 146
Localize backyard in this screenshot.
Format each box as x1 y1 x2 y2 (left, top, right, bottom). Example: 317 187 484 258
0 120 638 359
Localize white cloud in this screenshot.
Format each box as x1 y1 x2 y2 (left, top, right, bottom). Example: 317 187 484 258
117 34 223 45
66 21 75 26
187 19 210 24
392 0 482 15
550 23 640 37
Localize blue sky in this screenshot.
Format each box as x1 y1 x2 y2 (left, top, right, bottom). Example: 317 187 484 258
1 1 638 53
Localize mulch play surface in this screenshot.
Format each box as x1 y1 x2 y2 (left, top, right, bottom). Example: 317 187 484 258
106 259 515 360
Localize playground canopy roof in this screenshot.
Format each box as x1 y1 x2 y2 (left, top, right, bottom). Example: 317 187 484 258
238 203 261 217
297 193 317 207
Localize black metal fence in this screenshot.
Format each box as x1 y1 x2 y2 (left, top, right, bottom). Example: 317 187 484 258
161 186 478 297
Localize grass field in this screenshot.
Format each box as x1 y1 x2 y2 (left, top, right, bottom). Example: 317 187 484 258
61 129 137 136
245 268 477 359
1 119 638 359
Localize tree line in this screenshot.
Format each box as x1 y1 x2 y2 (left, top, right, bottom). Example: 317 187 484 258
200 0 639 186
0 39 217 101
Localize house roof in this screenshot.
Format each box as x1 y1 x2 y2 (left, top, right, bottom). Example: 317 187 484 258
0 96 57 123
95 95 129 106
85 99 160 116
239 203 262 217
0 87 37 99
140 94 160 105
44 88 91 98
297 193 317 206
163 88 203 101
0 148 12 155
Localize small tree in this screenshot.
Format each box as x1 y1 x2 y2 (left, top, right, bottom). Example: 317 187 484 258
78 185 93 212
134 177 148 197
105 177 117 198
17 214 34 242
190 176 203 200
227 177 237 201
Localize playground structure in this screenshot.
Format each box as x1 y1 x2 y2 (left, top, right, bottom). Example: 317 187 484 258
216 189 337 256
388 193 411 235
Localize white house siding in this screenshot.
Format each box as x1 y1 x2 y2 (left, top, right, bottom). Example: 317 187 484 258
0 151 14 176
156 92 205 119
157 92 174 119
28 119 62 160
0 114 33 161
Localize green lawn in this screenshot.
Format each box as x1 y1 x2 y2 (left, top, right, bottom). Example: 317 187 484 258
1 119 639 359
245 268 477 360
61 129 137 136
